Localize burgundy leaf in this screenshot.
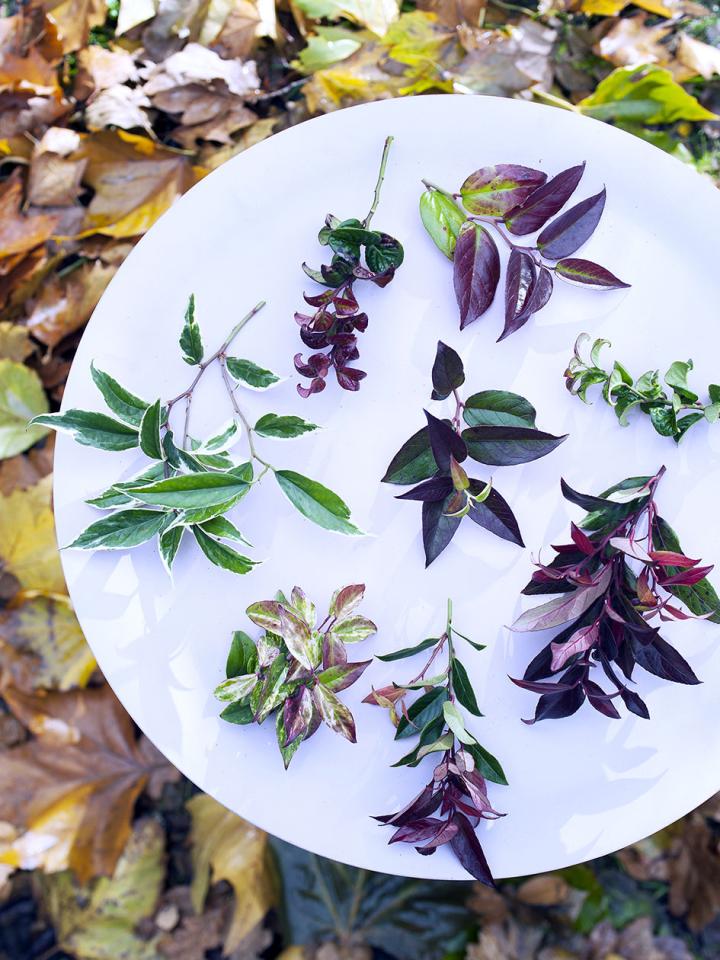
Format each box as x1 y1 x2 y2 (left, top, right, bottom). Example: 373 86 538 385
422 495 462 567
504 249 536 327
505 162 585 235
550 620 599 670
658 564 714 587
555 258 630 289
570 522 596 556
510 676 579 695
620 687 650 719
462 425 567 467
512 567 611 632
524 682 586 725
498 262 553 342
416 817 460 851
322 631 347 668
389 818 448 845
396 476 454 503
453 223 500 330
584 679 621 719
537 188 606 259
336 367 366 391
460 164 547 216
449 812 495 886
650 550 700 568
424 409 467 471
630 634 700 685
375 783 443 826
283 686 313 745
467 483 524 547
431 341 465 401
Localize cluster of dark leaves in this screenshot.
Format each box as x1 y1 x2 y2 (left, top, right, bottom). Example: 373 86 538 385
215 584 376 766
366 610 507 885
383 340 566 565
511 467 720 724
567 333 720 442
420 162 629 341
294 140 403 397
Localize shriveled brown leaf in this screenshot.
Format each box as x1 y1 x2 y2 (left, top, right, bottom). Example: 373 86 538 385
668 813 720 931
467 881 509 924
0 170 59 260
197 115 277 169
0 684 178 883
466 918 545 960
616 830 670 883
26 259 117 348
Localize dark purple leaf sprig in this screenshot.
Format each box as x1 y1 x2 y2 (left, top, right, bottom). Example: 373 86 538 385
510 467 720 725
419 162 630 341
294 136 404 397
365 599 507 886
382 340 567 566
566 334 720 443
214 584 376 768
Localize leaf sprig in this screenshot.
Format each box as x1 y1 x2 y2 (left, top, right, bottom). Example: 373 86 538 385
32 296 364 576
382 340 566 566
366 599 506 886
566 334 720 443
511 467 720 725
294 136 404 397
215 584 376 767
419 162 629 341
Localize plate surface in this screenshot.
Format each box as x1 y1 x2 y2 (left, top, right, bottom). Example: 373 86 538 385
54 95 720 880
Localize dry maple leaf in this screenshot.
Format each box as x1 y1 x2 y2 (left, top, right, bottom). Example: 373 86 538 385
188 794 277 953
0 474 65 595
0 684 178 883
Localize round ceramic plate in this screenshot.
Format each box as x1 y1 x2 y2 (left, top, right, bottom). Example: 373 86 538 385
54 95 720 881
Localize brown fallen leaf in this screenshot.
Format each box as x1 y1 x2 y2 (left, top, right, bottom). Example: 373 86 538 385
676 33 720 80
76 44 141 94
452 20 555 96
0 474 65 595
45 0 108 54
85 83 153 133
0 594 96 694
0 684 178 883
208 0 264 60
188 794 277 953
515 873 569 907
418 0 486 28
0 170 59 260
27 151 88 207
668 813 720 931
593 16 675 74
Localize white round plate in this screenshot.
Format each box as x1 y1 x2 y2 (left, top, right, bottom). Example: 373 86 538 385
54 95 720 880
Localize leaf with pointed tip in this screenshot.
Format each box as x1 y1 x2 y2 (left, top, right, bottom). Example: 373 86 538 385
225 357 280 390
630 634 700 685
537 188 606 259
125 473 250 510
460 164 547 217
67 509 172 550
462 425 566 466
449 812 494 886
463 391 536 429
550 621 599 671
584 679 621 719
246 600 284 633
330 615 376 644
199 516 250 545
376 637 439 663
620 688 650 719
192 527 257 575
283 686 314 747
275 470 362 536
451 657 482 716
498 265 553 342
90 363 149 426
431 342 465 401
226 630 257 678
465 742 507 786
317 660 371 692
505 163 585 235
512 567 612 631
214 673 258 703
524 683 586 725
504 249 536 328
179 293 203 365
422 495 462 567
312 683 356 742
555 259 630 289
419 189 466 259
397 476 454 503
277 607 316 670
159 525 183 574
254 414 318 439
467 483 524 546
395 687 448 740
383 427 443 485
424 411 467 474
453 223 500 330
31 410 139 451
329 584 365 620
139 400 164 461
87 464 165 508
653 516 720 623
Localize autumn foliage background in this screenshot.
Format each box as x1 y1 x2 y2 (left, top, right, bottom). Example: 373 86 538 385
0 0 719 956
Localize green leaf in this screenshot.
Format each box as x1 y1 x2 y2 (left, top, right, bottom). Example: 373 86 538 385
179 293 203 365
139 400 164 460
87 464 166 508
125 472 250 510
277 709 306 768
365 236 404 274
295 26 362 73
67 509 172 550
466 741 508 785
442 700 475 745
463 390 536 429
376 636 438 662
0 359 49 458
214 673 258 702
654 516 720 623
451 657 482 716
254 414 319 439
31 409 139 452
225 358 281 390
158 525 183 574
192 527 257 575
178 493 248 525
382 426 436 485
664 360 698 404
200 420 239 452
578 65 717 124
220 701 254 724
90 363 149 426
275 470 363 536
395 686 448 740
648 405 678 438
198 516 250 545
226 630 257 678
419 188 466 260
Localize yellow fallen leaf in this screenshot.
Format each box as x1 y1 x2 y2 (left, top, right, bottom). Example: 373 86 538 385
0 785 92 875
189 794 277 952
0 474 65 594
0 359 49 461
633 0 674 15
0 322 32 362
580 0 628 14
0 594 96 693
40 818 165 960
304 42 406 112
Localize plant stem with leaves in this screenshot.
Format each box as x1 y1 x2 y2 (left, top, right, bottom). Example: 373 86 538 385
366 600 506 885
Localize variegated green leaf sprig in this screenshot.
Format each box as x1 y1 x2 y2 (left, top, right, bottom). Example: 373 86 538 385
215 584 376 767
32 296 364 577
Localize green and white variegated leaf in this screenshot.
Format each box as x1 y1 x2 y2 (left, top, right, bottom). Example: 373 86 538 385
199 420 240 453
415 731 455 762
159 525 184 575
442 701 476 746
330 615 377 643
278 607 318 671
198 515 251 545
290 586 315 627
328 584 365 620
139 399 164 460
275 470 363 536
192 527 257 575
277 709 304 768
254 414 319 439
67 509 173 550
31 409 139 451
214 673 258 703
179 293 203 365
312 682 356 742
123 472 250 510
225 357 281 390
246 600 284 633
86 463 166 508
253 656 289 723
316 660 371 692
90 362 149 426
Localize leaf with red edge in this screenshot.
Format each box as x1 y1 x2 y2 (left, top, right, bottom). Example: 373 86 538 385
537 188 606 259
505 163 585 235
555 258 630 289
449 811 495 886
453 223 500 330
460 164 547 216
650 550 700 568
312 682 357 741
658 565 714 587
